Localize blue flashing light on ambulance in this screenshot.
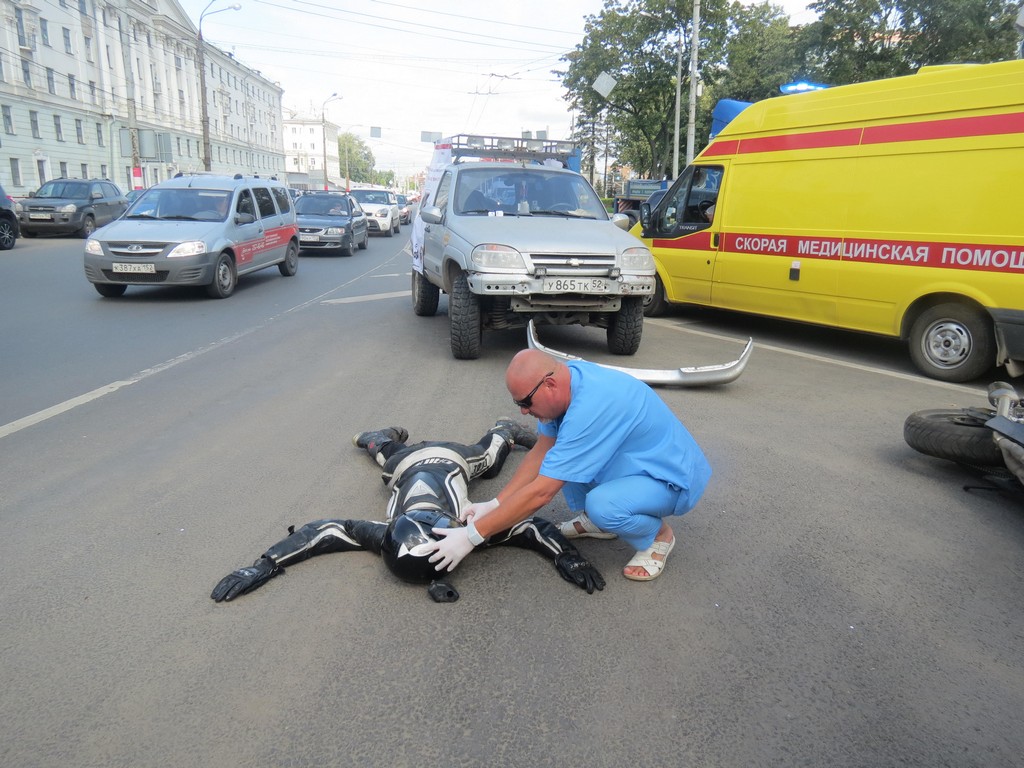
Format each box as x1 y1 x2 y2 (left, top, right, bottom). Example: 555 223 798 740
638 59 1024 382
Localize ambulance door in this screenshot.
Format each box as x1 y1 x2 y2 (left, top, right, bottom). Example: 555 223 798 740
642 164 723 306
710 155 842 326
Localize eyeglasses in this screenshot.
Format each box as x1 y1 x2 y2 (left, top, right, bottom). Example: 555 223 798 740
513 371 554 409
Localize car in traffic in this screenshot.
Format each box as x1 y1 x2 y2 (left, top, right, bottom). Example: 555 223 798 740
83 173 299 299
294 191 369 256
125 189 145 206
0 182 20 250
415 141 655 359
348 187 401 237
396 194 413 225
18 178 128 238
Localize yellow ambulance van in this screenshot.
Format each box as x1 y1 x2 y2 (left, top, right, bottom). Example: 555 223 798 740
638 59 1024 382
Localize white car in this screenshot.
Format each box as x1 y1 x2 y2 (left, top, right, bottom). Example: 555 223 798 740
348 188 400 237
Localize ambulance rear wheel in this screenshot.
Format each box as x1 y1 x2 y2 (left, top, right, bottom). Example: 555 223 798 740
909 303 994 383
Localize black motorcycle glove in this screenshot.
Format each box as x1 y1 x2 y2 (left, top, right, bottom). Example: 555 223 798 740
211 556 283 602
554 552 606 594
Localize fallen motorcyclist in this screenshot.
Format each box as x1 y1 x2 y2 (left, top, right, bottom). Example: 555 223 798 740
211 420 605 604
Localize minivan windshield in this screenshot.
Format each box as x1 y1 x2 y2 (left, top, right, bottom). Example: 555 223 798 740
125 188 233 221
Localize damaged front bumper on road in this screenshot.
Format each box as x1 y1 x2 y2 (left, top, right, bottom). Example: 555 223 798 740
526 319 753 387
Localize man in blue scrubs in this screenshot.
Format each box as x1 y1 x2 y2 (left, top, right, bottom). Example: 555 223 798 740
427 348 712 581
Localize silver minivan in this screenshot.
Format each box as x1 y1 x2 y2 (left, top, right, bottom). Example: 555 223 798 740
83 174 299 298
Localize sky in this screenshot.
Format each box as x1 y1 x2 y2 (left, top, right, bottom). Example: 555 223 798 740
179 0 819 182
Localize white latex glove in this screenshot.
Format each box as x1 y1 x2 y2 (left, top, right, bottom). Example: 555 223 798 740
428 526 477 572
460 497 500 523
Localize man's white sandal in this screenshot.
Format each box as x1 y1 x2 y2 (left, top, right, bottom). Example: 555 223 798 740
623 537 675 581
558 512 617 540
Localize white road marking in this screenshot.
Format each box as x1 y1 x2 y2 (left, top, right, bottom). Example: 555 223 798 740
322 291 408 304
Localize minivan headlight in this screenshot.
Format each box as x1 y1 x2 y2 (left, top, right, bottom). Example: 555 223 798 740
621 246 655 271
168 240 208 258
471 243 527 271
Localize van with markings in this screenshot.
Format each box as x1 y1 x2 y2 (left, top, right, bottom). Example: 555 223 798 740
639 60 1024 382
84 173 299 299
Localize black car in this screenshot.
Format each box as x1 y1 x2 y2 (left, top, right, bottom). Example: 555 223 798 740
294 192 369 256
0 183 19 250
19 178 128 238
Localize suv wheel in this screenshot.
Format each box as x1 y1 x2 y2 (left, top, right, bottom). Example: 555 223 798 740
206 252 237 298
449 271 482 359
384 220 394 238
78 216 96 239
0 218 16 250
412 269 440 316
393 217 400 234
607 296 644 355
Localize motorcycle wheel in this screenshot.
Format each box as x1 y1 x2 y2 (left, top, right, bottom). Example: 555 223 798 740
903 408 1003 466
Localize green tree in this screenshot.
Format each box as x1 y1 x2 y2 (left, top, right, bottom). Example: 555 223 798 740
337 133 374 184
717 2 803 102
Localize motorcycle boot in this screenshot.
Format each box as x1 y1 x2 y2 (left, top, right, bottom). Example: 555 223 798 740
352 426 409 457
491 418 537 450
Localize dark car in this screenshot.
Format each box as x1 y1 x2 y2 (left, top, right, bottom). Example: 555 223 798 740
0 183 19 250
396 194 412 225
19 178 128 238
294 192 369 256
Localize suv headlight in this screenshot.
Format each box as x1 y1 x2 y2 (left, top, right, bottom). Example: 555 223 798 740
471 243 527 271
59 203 78 213
84 239 103 256
620 246 655 272
375 209 389 218
168 240 208 258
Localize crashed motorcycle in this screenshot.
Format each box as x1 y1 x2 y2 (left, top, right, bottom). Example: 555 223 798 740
904 381 1024 494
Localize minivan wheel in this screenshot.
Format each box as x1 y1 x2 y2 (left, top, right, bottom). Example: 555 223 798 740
278 241 299 275
79 216 96 239
206 252 237 298
94 283 127 298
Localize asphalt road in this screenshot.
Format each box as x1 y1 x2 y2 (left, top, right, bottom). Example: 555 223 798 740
1 230 1022 767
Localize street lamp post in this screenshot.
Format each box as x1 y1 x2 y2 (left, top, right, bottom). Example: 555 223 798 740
321 93 341 190
198 1 241 172
685 0 701 167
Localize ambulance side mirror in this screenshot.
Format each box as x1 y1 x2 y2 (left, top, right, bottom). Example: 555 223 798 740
639 202 652 233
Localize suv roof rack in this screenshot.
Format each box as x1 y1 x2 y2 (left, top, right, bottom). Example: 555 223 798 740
443 134 577 166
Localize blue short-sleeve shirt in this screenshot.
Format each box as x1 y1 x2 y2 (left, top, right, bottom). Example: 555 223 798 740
537 361 711 514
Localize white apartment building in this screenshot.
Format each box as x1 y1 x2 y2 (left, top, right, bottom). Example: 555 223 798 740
0 0 285 196
282 112 340 191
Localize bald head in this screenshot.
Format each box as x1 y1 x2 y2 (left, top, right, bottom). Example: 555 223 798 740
506 349 570 418
506 349 557 391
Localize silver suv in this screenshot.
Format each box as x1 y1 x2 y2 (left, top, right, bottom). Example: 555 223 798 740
415 161 655 358
0 182 19 250
83 174 299 298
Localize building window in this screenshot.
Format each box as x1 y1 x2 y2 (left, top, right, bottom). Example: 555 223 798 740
21 59 32 87
96 123 104 146
84 36 92 63
68 75 77 100
81 163 89 178
101 164 108 178
75 119 84 144
106 45 112 69
37 159 46 185
10 158 21 186
46 68 56 94
59 161 68 178
53 115 64 141
30 111 40 138
41 20 50 47
63 28 73 54
2 105 13 134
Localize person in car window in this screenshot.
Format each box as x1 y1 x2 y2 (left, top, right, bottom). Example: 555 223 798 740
211 420 605 604
426 349 712 582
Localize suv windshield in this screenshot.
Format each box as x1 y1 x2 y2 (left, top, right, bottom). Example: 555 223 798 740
36 181 91 199
452 167 606 219
295 195 351 216
125 188 232 221
349 190 390 206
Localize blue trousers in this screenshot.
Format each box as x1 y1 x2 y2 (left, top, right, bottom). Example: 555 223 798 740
562 476 690 550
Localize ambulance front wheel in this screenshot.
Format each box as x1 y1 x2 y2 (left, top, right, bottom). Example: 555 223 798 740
643 274 667 317
909 303 994 383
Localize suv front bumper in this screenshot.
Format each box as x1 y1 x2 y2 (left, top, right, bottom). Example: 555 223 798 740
466 272 654 311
